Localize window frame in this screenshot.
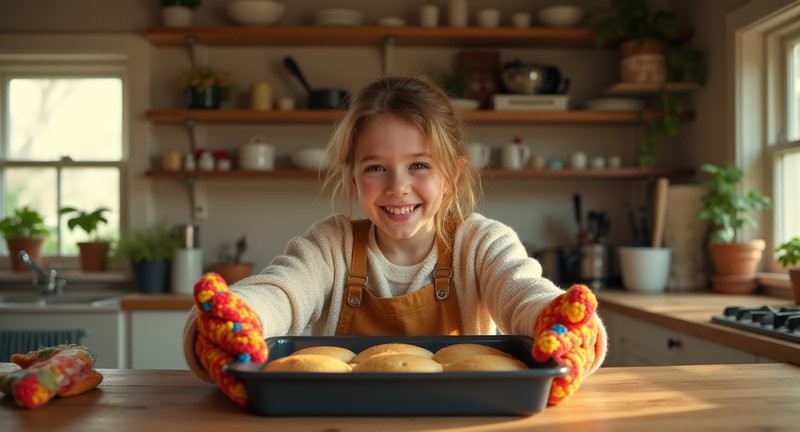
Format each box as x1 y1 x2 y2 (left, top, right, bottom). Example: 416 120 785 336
730 0 800 294
0 57 129 268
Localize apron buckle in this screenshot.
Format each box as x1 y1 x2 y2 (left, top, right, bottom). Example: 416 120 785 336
433 267 452 301
346 274 367 308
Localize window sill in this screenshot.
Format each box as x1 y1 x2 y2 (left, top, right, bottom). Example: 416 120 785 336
757 272 793 299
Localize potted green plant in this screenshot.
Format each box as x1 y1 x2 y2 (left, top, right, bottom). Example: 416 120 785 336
697 163 771 294
591 0 706 167
181 66 232 109
161 0 201 27
775 237 800 304
115 224 178 294
0 206 49 272
58 206 112 272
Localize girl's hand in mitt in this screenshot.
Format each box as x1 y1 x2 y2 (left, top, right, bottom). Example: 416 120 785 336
193 272 268 408
0 344 103 409
533 284 599 406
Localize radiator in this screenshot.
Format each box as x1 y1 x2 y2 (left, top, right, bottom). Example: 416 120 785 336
0 330 86 362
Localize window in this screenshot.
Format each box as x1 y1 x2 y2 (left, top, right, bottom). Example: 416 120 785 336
0 59 124 262
769 27 800 272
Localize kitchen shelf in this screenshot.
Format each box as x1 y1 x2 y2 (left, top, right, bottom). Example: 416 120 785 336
145 25 596 48
603 82 702 95
145 109 694 124
145 167 695 180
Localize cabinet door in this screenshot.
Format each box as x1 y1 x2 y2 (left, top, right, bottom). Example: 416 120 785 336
0 310 126 368
129 310 191 369
601 309 758 366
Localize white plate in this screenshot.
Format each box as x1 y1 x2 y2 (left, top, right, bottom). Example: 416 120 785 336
584 98 645 111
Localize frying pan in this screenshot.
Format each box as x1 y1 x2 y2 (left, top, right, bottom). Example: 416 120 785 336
282 56 349 109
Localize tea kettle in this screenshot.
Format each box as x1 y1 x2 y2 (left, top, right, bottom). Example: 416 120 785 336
500 59 570 95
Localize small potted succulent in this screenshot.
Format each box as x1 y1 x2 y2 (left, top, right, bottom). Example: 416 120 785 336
181 66 232 109
211 235 254 284
775 237 800 304
58 206 112 272
0 206 49 272
161 0 201 27
697 162 771 294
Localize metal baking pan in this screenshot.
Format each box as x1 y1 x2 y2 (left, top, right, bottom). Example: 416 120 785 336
225 335 569 417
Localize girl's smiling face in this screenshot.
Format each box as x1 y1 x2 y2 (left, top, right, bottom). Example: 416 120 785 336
353 114 446 254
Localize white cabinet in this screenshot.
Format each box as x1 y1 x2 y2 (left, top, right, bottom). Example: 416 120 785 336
0 308 126 368
601 308 762 367
128 310 191 369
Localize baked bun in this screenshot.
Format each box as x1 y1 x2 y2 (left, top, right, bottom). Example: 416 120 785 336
433 343 512 365
263 354 352 373
290 346 356 363
443 354 528 372
351 343 434 364
352 353 443 373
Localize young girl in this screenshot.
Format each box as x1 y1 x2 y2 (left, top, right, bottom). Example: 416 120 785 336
184 75 607 408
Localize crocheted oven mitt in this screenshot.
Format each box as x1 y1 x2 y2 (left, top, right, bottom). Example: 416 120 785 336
533 284 599 406
0 344 103 409
193 272 268 408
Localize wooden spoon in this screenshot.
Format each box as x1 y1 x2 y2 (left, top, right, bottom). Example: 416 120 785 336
651 177 669 248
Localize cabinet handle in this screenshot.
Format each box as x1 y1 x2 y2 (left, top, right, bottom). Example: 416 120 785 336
667 338 682 349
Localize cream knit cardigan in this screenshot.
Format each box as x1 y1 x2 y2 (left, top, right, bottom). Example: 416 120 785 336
183 213 607 381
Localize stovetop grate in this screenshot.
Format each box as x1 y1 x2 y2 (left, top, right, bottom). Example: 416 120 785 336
711 305 800 344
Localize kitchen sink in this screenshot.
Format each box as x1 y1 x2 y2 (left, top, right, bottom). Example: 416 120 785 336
0 293 121 307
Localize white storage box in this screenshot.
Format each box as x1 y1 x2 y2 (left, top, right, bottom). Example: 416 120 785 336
493 94 569 111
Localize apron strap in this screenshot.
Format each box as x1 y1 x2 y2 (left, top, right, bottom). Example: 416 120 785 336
346 220 371 308
433 219 457 301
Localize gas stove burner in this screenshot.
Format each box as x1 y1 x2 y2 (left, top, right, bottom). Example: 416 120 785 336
711 305 800 344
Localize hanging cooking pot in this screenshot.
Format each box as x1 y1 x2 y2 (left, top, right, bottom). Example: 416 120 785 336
500 59 570 95
282 56 349 109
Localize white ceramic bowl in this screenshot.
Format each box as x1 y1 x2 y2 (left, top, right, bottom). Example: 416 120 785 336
291 148 329 170
537 5 585 27
226 0 285 26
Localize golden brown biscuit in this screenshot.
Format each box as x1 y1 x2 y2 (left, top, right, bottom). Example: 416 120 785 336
442 354 528 372
352 353 443 373
351 343 434 364
433 343 512 364
262 354 352 372
290 346 357 363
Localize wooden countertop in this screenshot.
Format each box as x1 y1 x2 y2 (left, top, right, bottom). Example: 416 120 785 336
597 290 800 365
120 293 193 310
1 363 798 431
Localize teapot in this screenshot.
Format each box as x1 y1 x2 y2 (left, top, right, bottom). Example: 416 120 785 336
500 59 570 95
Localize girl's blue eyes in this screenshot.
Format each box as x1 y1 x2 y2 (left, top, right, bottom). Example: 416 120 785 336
364 162 430 172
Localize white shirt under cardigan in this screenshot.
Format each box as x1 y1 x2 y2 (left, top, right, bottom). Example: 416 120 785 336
183 213 608 379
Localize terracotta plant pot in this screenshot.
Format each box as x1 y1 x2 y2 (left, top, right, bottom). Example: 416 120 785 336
620 38 665 84
708 240 766 294
6 237 44 272
212 262 255 285
790 268 800 305
78 241 110 272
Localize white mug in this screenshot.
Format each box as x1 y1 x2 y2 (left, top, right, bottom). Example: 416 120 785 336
501 143 530 170
512 12 531 28
570 151 587 169
239 136 275 171
467 143 491 169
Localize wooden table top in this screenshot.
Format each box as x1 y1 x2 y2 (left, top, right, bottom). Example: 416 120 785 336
1 363 798 431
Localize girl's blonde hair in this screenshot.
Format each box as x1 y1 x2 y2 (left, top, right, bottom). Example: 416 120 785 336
324 75 481 249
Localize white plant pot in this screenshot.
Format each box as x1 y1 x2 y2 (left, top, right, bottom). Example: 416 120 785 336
162 6 194 27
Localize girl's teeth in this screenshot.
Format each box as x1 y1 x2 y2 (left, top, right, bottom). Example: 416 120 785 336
386 205 415 215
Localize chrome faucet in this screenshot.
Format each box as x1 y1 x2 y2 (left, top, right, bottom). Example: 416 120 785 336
18 250 66 296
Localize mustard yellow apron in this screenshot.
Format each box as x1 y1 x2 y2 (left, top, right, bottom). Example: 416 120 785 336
335 220 463 336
